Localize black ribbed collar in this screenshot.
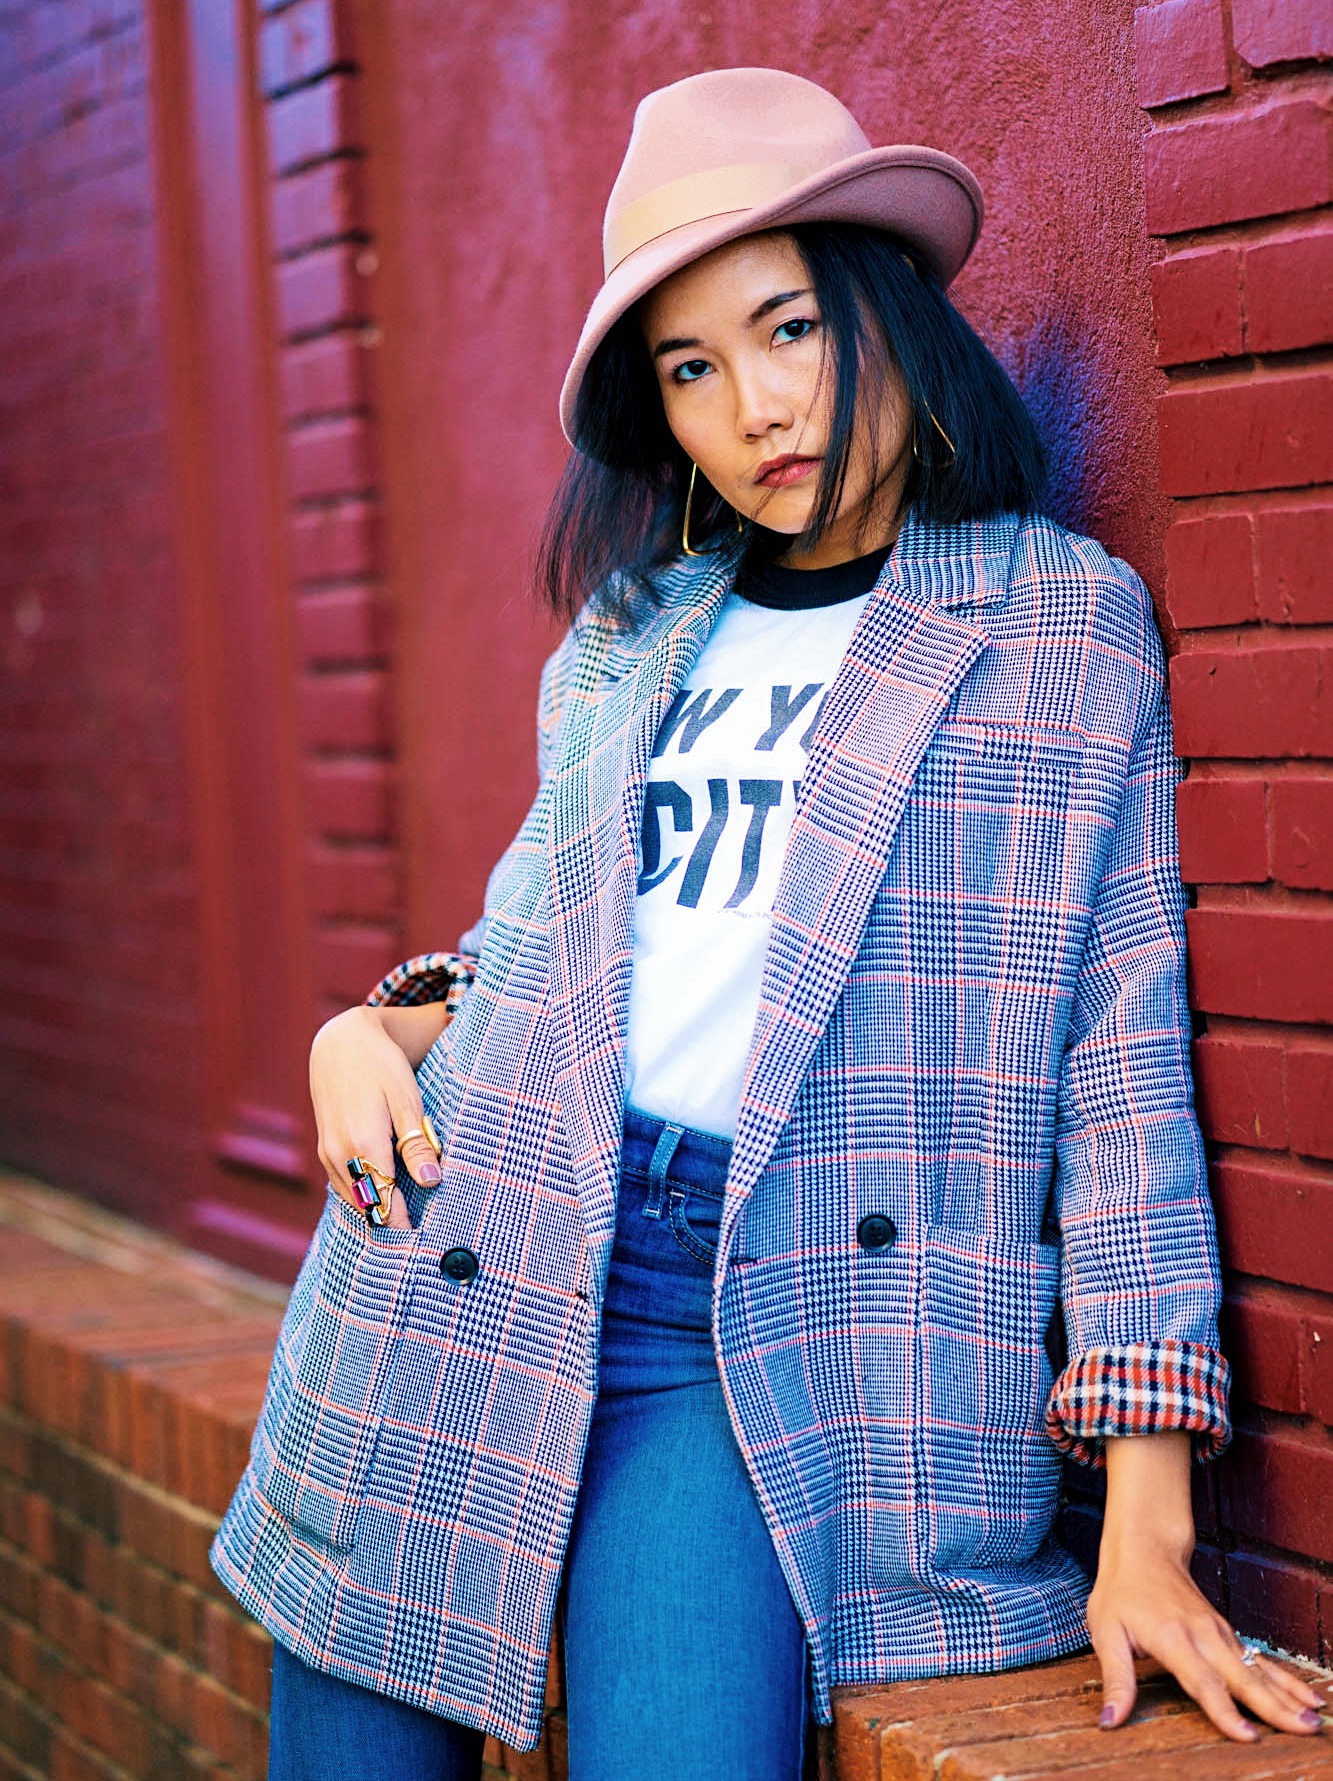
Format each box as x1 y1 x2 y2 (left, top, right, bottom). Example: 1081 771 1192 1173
735 539 893 611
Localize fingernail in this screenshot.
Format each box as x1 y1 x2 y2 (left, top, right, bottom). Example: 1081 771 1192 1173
1099 1707 1117 1729
1300 1709 1322 1729
420 1163 441 1186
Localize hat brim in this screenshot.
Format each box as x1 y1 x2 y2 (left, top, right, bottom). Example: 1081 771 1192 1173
558 145 983 445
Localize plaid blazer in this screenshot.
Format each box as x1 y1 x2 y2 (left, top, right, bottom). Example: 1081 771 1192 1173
212 510 1230 1748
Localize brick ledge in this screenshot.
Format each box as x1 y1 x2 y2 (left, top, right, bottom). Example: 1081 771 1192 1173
829 1651 1333 1778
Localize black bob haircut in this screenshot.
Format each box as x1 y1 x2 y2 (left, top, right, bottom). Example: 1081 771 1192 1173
536 221 1046 624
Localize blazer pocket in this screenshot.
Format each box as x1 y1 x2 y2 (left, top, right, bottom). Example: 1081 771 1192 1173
249 1187 414 1552
925 719 1085 767
917 1226 1062 1576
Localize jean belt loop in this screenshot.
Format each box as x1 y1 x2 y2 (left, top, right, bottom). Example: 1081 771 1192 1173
643 1120 685 1219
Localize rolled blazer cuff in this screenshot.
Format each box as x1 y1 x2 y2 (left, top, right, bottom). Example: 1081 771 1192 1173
364 951 478 1017
1045 1339 1232 1469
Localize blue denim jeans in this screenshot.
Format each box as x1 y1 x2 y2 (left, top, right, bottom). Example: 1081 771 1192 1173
268 1109 808 1781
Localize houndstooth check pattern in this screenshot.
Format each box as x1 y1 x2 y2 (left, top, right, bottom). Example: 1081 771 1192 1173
212 510 1229 1748
365 951 477 1017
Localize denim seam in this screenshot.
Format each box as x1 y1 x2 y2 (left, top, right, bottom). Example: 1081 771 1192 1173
666 1187 721 1263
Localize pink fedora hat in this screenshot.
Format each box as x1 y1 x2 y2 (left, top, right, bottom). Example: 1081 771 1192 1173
558 67 984 443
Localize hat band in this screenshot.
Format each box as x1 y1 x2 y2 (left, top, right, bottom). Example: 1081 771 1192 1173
604 160 823 275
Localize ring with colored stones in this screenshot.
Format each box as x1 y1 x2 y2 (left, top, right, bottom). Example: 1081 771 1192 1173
346 1157 395 1226
346 1156 375 1203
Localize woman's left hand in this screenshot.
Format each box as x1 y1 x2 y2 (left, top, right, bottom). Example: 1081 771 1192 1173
1089 1539 1325 1740
1090 1434 1325 1741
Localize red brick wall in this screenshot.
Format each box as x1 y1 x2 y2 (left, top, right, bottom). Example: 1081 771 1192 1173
0 3 219 1202
0 1182 562 1781
1135 0 1333 1661
0 1187 277 1780
0 0 411 1271
261 0 407 1029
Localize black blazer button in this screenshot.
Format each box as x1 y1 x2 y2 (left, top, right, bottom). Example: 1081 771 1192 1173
440 1247 480 1284
856 1214 897 1252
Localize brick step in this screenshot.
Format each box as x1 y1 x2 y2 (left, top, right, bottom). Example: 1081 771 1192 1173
1 1172 1329 1781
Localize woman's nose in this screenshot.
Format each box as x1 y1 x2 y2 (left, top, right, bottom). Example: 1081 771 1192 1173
733 365 794 438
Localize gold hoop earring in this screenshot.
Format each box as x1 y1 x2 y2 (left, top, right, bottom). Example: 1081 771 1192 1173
682 461 745 558
913 408 957 467
682 461 704 557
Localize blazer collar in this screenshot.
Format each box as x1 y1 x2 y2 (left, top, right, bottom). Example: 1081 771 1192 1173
881 507 1020 610
597 508 1020 676
544 541 740 1253
598 538 746 681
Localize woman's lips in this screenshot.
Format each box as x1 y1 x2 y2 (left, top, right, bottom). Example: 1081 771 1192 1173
754 455 821 489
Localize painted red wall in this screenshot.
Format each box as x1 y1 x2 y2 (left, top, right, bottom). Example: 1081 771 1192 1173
359 0 1169 954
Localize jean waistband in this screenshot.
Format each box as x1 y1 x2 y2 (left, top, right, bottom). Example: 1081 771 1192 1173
621 1106 733 1199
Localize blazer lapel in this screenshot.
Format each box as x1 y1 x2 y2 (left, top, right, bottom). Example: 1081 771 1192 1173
725 512 1022 1205
547 548 740 1253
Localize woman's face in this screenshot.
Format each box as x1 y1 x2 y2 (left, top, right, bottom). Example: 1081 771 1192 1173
639 232 913 569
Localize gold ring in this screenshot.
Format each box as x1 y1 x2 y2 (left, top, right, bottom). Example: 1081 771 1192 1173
398 1115 442 1159
360 1160 396 1192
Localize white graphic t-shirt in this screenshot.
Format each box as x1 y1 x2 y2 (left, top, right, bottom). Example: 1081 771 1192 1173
623 587 873 1138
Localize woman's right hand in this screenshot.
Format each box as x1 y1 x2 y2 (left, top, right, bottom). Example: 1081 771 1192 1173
310 1003 453 1229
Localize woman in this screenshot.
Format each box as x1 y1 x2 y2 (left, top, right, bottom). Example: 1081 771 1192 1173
212 68 1325 1779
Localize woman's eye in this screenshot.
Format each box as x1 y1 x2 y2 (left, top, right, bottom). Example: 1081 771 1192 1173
671 358 711 384
774 317 817 345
